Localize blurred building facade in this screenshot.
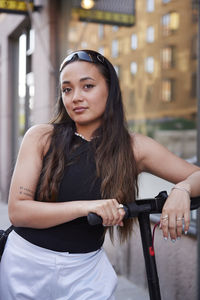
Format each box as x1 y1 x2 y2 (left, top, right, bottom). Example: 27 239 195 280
69 1 198 122
68 0 198 158
0 0 199 299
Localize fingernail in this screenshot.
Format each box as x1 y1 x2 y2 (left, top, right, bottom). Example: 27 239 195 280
177 237 181 240
184 231 188 235
171 239 176 243
164 237 168 241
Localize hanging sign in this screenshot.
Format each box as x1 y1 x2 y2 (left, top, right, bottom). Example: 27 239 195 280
72 0 135 27
0 0 35 14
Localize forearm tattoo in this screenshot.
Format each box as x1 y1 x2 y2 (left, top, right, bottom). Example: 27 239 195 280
19 186 34 198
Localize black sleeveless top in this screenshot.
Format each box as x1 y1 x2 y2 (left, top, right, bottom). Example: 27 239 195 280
14 136 105 253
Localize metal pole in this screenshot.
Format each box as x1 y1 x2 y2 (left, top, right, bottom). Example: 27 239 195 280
197 0 200 299
59 0 74 61
138 213 161 300
197 0 200 164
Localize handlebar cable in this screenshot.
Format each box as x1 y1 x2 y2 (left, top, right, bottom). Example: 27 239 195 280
150 222 160 256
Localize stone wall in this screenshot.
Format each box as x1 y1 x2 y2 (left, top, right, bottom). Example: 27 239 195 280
154 130 197 159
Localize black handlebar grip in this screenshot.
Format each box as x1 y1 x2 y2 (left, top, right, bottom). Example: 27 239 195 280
87 213 103 225
87 205 129 226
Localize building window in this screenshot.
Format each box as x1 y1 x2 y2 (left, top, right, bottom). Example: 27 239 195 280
129 90 135 109
98 47 104 55
18 34 27 138
162 79 174 102
146 86 153 102
17 29 34 143
161 46 175 69
130 62 137 76
191 35 197 59
147 0 154 12
192 0 199 9
192 0 198 22
112 40 119 58
162 0 170 3
81 41 88 48
131 34 137 50
146 26 154 43
112 26 119 32
191 73 197 98
162 12 179 36
98 24 104 39
145 57 154 73
26 28 35 55
114 65 121 78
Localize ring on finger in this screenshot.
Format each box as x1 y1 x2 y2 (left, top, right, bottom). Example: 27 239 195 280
161 215 169 220
176 217 183 221
117 204 124 210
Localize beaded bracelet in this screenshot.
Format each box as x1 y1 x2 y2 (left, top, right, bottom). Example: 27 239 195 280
171 186 191 197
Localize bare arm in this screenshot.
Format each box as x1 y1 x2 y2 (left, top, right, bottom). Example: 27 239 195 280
8 125 124 228
133 133 200 240
133 133 200 191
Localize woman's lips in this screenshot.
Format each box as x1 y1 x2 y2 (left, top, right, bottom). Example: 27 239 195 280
73 107 87 113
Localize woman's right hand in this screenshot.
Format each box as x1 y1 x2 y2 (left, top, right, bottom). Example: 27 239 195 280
85 199 125 227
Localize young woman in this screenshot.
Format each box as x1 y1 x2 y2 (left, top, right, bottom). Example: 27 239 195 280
0 50 200 300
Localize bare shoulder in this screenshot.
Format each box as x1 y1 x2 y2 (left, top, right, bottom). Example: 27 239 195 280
25 124 53 139
130 132 200 182
130 132 153 163
131 132 165 154
130 132 173 173
21 124 54 158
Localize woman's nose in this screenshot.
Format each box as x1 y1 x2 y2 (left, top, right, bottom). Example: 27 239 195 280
72 89 84 102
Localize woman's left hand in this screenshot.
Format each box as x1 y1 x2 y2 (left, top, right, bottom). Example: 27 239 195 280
160 187 191 241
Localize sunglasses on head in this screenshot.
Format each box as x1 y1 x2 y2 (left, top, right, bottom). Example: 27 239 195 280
59 51 105 72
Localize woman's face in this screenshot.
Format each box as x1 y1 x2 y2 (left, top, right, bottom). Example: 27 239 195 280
60 61 108 132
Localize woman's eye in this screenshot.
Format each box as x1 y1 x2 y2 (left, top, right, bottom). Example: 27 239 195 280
84 84 94 89
62 87 71 94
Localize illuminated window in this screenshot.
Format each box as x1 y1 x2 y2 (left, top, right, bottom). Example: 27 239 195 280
130 62 137 76
18 29 34 142
145 57 154 73
162 46 175 69
112 26 119 32
147 0 154 12
18 34 27 138
162 79 174 102
26 29 35 55
162 12 179 35
98 47 104 55
131 34 137 50
98 24 104 39
114 65 121 78
146 26 154 43
112 40 119 58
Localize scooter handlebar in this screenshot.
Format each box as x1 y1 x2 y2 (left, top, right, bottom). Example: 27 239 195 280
87 191 200 226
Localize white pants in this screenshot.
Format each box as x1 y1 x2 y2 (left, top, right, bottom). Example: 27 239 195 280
0 231 117 300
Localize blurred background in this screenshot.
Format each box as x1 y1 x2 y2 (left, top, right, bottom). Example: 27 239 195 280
0 1 199 299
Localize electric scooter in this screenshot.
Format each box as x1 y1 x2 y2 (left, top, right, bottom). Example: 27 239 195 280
87 191 200 300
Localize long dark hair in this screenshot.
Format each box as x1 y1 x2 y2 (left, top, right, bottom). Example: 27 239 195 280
37 50 138 242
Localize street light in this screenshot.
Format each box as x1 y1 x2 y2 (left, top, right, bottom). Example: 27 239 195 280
81 0 95 10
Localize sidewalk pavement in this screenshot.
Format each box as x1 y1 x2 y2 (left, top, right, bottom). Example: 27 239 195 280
0 201 149 300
